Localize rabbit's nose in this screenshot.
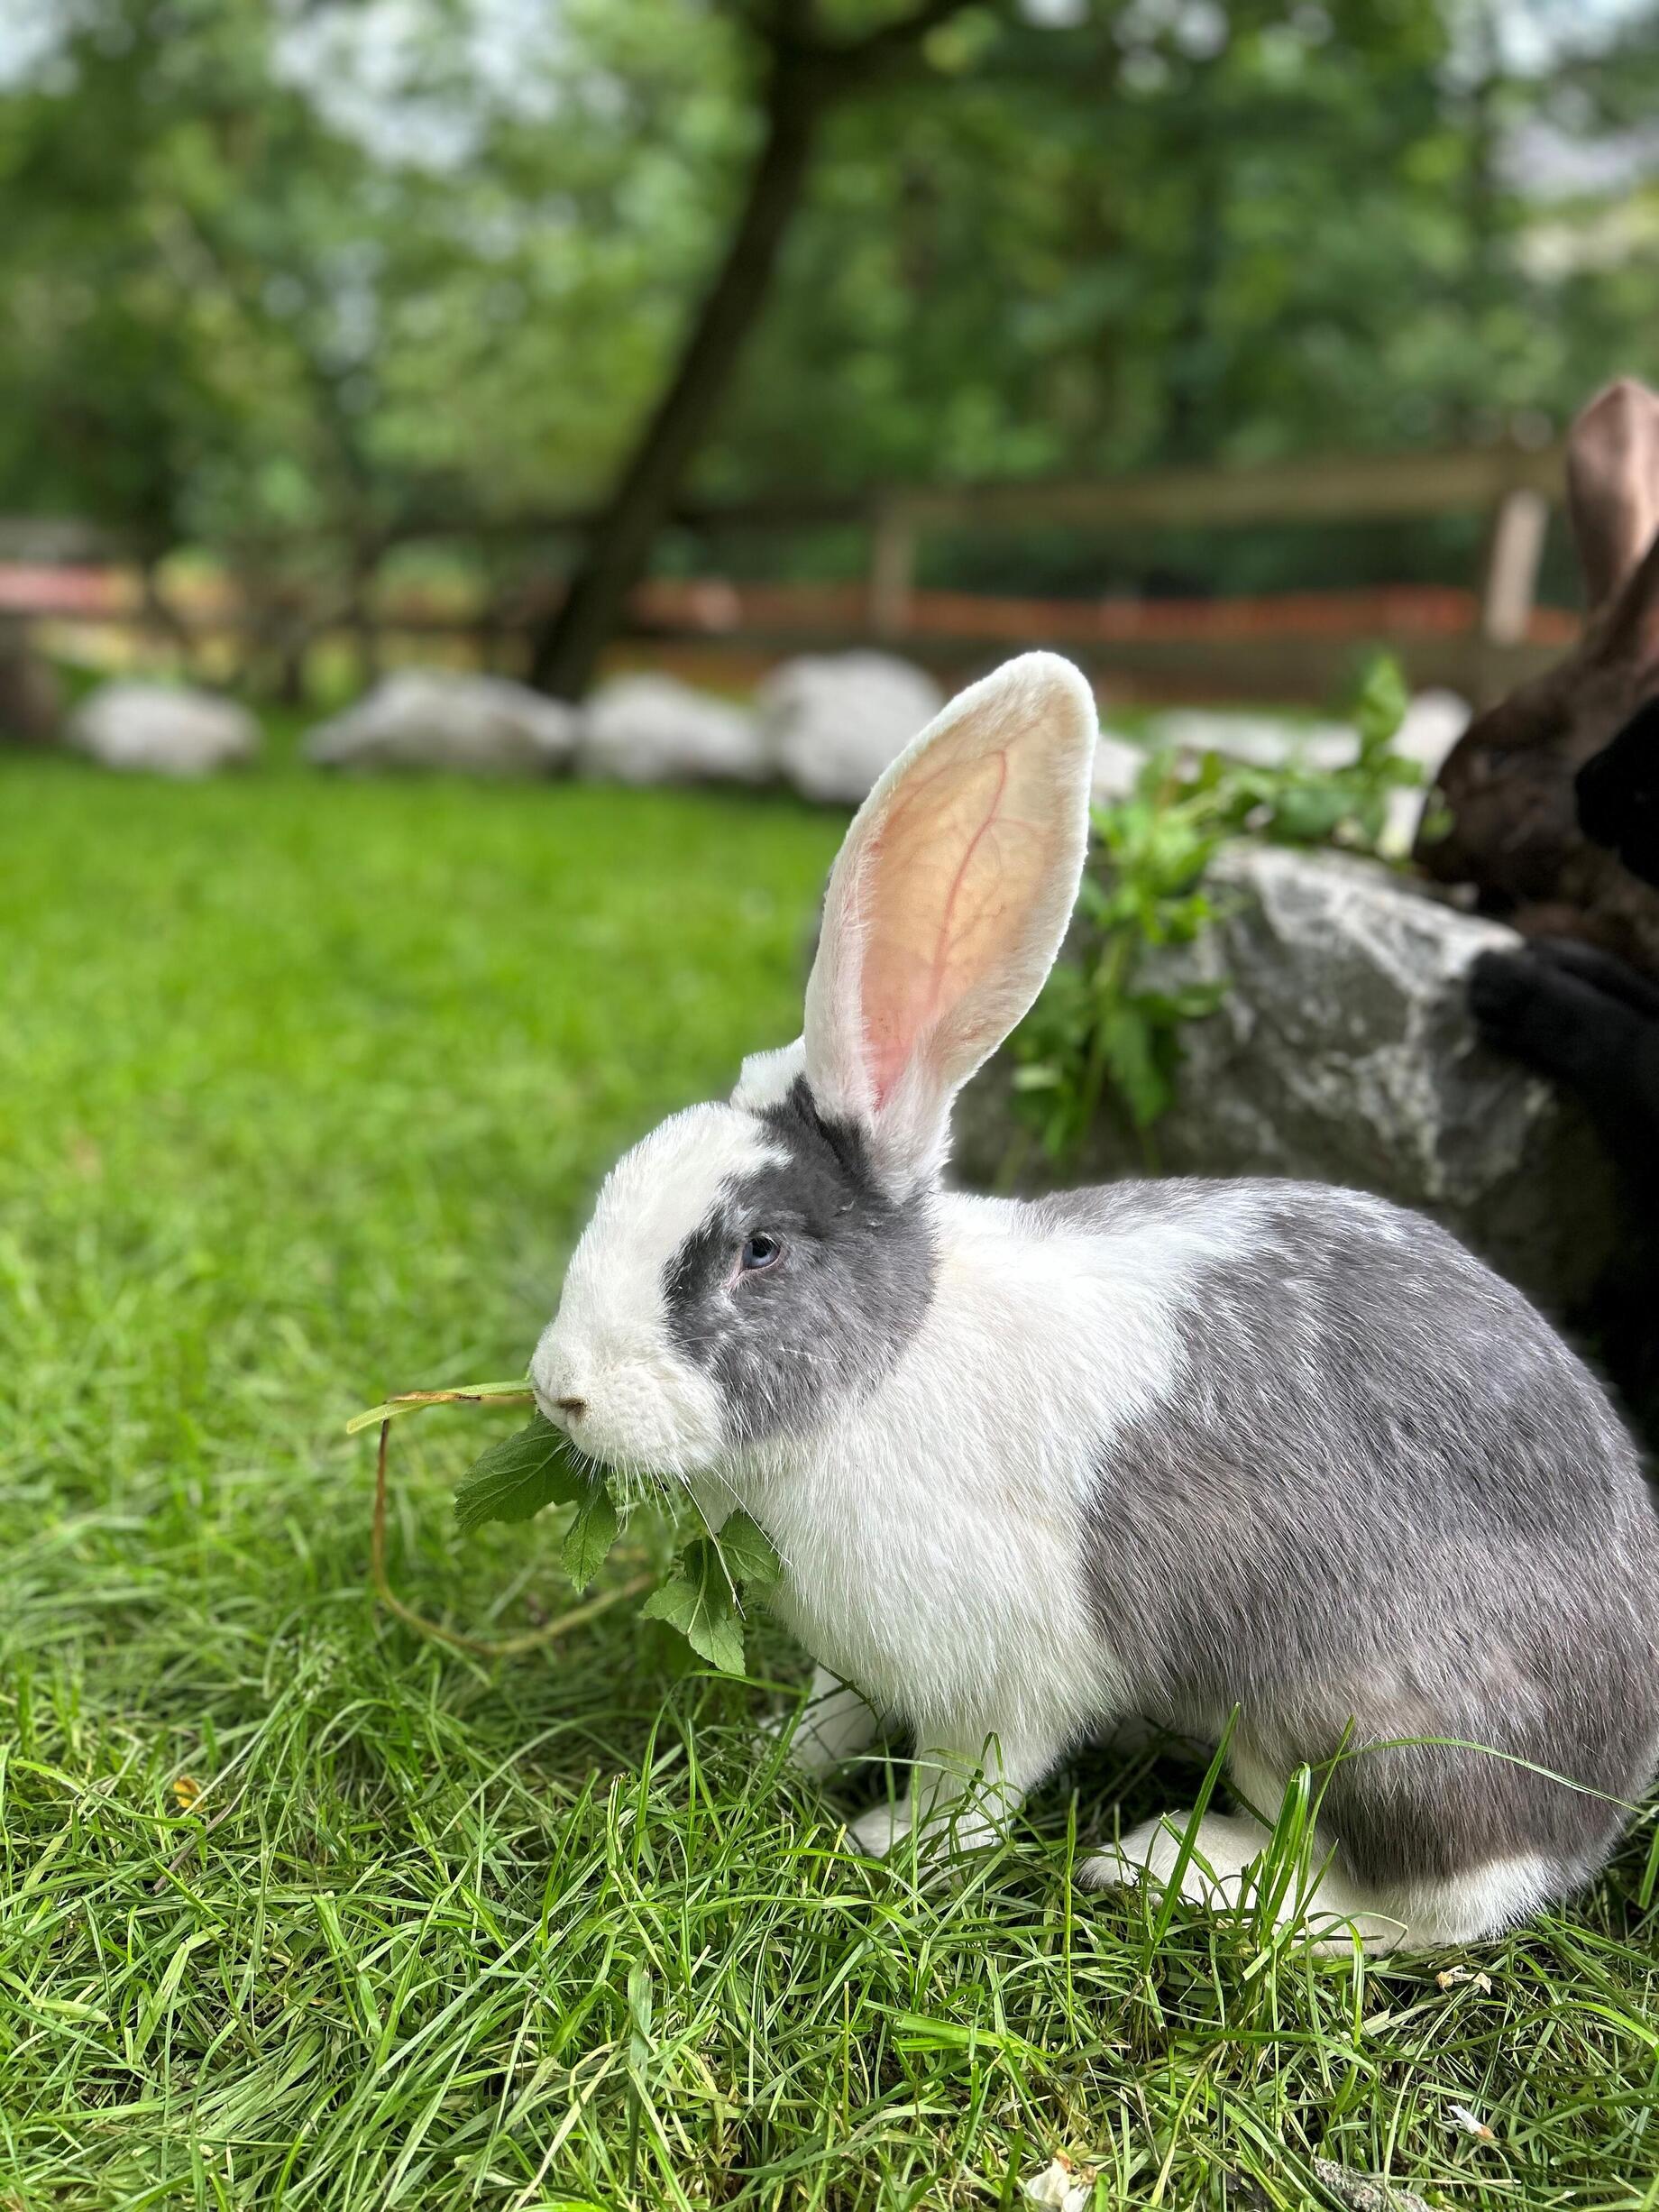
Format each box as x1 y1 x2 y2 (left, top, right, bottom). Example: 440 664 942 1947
555 1396 588 1423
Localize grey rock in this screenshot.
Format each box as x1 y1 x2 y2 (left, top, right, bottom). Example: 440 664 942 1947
957 841 1616 1310
67 681 260 776
578 673 768 785
759 652 944 805
1310 2159 1435 2212
306 671 576 776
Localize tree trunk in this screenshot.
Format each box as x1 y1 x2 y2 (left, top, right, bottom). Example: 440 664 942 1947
349 536 383 690
529 58 826 700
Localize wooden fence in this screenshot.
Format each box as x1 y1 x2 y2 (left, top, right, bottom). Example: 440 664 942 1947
0 435 1576 704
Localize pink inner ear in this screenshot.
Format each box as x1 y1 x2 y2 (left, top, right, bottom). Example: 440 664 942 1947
1569 380 1659 610
857 746 1016 1107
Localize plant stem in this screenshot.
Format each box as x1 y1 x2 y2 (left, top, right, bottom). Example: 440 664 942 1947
371 1419 653 1659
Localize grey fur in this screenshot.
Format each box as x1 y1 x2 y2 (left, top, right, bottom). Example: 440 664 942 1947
1050 1178 1659 1893
663 1078 937 1444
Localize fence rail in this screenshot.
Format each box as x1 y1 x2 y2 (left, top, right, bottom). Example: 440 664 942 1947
0 436 1577 703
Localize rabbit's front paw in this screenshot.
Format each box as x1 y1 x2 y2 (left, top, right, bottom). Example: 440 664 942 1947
768 1669 884 1777
754 1707 850 1781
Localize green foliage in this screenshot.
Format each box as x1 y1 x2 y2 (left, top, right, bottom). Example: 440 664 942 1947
445 1402 776 1648
709 1506 783 1595
641 1537 751 1675
452 1411 585 1534
640 1507 783 1676
1 1 1655 608
1013 775 1233 1154
560 1470 623 1594
1012 656 1418 1160
347 1376 534 1435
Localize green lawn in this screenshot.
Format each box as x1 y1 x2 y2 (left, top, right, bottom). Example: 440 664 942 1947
2 743 1657 2211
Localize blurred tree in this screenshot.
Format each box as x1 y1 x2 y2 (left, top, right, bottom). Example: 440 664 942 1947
0 0 1654 666
526 0 1021 700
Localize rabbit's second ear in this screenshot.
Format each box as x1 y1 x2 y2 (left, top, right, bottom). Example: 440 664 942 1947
1567 378 1659 614
802 650 1097 1190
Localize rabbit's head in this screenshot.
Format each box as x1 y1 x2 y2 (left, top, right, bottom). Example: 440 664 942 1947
1417 379 1659 922
530 651 1097 1479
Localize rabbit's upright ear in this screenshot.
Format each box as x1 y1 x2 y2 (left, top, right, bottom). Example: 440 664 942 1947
1567 378 1659 614
802 651 1096 1190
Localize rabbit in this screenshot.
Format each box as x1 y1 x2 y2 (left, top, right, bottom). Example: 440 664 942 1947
1471 695 1659 1439
1471 931 1659 1441
1416 376 1659 974
531 650 1659 1952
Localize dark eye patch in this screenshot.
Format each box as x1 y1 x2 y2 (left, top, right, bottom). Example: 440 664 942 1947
660 1078 937 1444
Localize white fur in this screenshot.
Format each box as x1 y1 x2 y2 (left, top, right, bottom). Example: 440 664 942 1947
1078 1809 1554 1953
774 1664 889 1778
731 1038 808 1114
531 1105 784 1476
721 1188 1284 1857
734 1190 1187 1736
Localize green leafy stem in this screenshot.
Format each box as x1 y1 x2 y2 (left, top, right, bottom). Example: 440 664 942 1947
354 1384 780 1672
1010 652 1422 1165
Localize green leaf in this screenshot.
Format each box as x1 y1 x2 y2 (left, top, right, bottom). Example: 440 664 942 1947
346 1378 533 1436
454 1417 582 1534
640 1539 747 1674
1267 783 1351 845
1098 1003 1169 1130
560 1474 620 1592
1011 1062 1062 1091
716 1510 781 1593
1352 650 1410 757
1137 980 1230 1023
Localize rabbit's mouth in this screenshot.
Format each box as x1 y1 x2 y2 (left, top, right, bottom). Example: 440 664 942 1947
531 1329 726 1484
531 1381 581 1436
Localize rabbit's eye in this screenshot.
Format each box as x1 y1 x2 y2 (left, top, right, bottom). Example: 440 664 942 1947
740 1233 784 1273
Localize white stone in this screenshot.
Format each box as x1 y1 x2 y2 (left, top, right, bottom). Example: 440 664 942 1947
1390 688 1471 775
1022 2159 1095 2212
66 682 260 777
759 652 945 804
577 674 768 785
1148 707 1359 773
305 671 577 776
1091 729 1146 805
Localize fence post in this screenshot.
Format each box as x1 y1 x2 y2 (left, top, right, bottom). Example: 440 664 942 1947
868 496 917 639
1480 485 1549 647
1471 483 1550 702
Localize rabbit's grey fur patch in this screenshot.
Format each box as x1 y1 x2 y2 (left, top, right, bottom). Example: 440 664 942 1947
1057 1178 1659 1890
662 1078 937 1444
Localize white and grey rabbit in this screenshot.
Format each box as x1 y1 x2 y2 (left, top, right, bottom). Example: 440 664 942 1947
532 651 1659 1950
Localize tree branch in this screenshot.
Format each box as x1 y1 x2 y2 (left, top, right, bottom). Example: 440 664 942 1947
833 0 1013 78
728 0 1010 86
716 0 818 56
